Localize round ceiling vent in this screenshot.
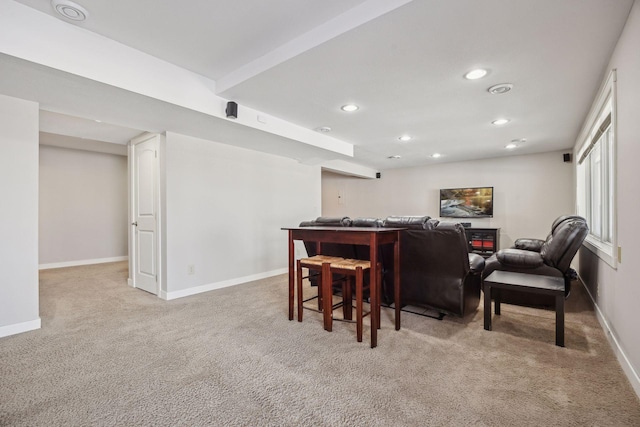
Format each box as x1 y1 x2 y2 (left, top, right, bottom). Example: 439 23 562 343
488 83 513 95
51 0 89 21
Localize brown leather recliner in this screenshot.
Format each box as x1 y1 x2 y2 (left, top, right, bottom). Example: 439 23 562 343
381 216 485 317
482 215 589 306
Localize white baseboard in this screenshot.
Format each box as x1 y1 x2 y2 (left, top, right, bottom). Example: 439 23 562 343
0 318 41 338
39 256 128 270
161 268 288 301
580 277 640 399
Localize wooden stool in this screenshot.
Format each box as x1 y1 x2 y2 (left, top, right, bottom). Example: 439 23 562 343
322 258 382 348
297 255 381 346
322 258 382 346
297 255 350 322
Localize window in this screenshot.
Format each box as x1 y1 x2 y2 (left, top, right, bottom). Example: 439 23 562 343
576 70 617 267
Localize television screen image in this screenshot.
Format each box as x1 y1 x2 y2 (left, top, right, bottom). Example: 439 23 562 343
440 187 493 218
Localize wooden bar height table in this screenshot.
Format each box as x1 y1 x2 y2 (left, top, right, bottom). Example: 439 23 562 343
282 226 404 348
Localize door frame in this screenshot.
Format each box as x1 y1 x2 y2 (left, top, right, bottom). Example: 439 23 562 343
128 132 163 296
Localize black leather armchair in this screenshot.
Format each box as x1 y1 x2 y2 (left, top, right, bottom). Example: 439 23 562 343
351 217 384 261
482 215 589 306
512 215 586 252
299 217 354 287
381 216 485 317
299 216 354 259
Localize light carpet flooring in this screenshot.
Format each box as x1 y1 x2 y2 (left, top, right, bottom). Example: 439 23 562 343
1 261 639 426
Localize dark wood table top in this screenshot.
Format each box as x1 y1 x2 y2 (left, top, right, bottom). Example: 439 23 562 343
282 226 406 232
484 270 564 292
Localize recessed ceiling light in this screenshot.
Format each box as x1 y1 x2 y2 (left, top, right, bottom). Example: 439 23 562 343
398 135 412 142
488 83 513 94
94 119 102 123
431 153 442 158
51 0 89 22
315 126 332 133
464 69 487 80
505 143 517 149
341 104 359 112
492 118 510 125
387 155 401 159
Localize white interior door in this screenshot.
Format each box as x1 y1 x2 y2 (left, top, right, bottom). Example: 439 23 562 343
132 134 159 294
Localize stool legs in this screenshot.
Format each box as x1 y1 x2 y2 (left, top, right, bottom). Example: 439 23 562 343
296 260 303 322
355 266 364 342
297 262 325 321
343 276 353 321
376 264 382 330
323 265 366 343
296 260 322 322
317 272 323 311
322 262 333 332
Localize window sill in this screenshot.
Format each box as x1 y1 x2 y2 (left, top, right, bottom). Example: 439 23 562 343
583 235 617 269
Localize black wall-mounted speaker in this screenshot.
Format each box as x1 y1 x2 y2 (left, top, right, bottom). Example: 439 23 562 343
226 101 238 119
376 172 381 179
563 153 572 163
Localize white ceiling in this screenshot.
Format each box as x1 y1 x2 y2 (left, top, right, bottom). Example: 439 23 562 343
7 0 635 170
14 0 369 80
40 111 141 144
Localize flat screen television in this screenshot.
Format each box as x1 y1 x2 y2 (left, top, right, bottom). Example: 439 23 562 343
439 187 493 218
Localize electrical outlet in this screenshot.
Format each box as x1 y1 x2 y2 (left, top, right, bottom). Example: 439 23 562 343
188 265 195 275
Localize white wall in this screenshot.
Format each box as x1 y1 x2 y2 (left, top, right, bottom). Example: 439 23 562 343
163 132 320 299
0 94 40 337
322 150 574 249
39 144 128 267
577 0 640 397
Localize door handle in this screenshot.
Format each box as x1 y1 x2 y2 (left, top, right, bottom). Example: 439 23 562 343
132 222 138 226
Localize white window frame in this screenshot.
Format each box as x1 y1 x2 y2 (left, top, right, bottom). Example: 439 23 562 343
576 69 617 268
